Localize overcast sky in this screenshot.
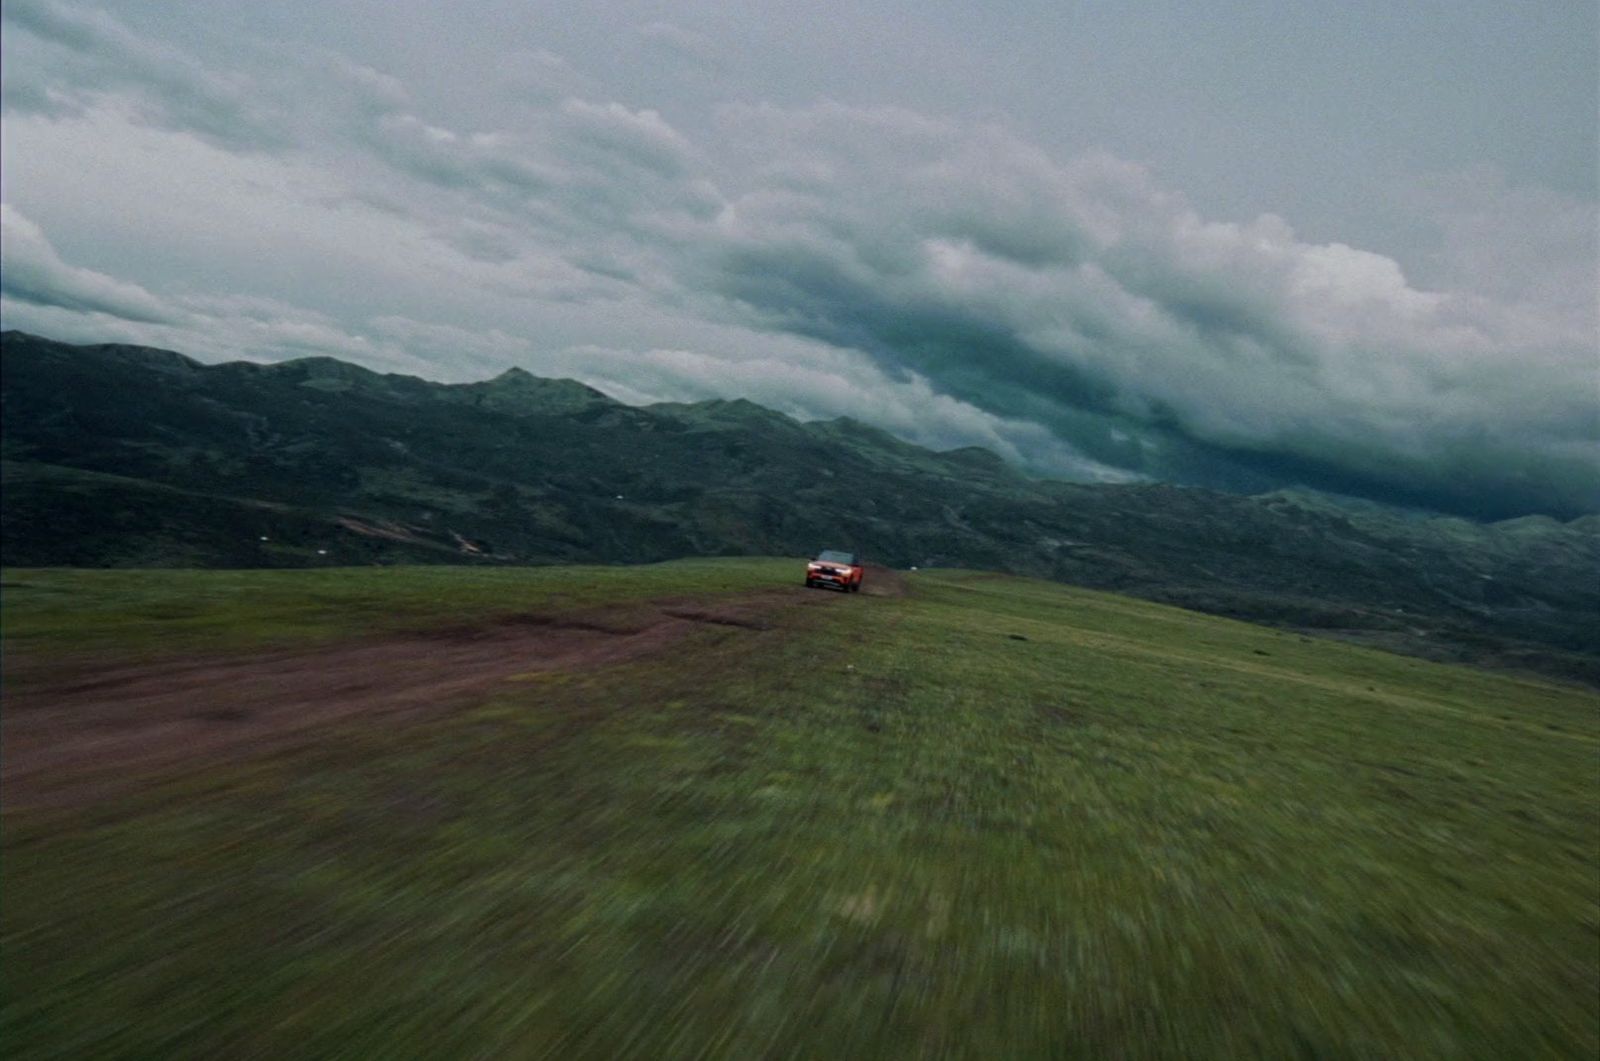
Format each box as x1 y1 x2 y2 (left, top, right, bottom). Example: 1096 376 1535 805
2 0 1596 517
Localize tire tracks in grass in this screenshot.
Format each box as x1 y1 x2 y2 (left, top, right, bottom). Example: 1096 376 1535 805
2 588 837 811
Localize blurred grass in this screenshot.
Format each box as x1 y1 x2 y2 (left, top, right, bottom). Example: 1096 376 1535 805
0 558 792 661
3 563 1597 1058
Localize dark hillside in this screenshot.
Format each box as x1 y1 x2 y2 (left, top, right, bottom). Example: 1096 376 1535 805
4 330 1596 682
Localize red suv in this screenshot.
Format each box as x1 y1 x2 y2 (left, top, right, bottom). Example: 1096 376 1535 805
805 550 864 592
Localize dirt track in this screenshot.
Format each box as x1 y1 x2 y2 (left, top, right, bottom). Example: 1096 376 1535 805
3 567 914 810
1 592 811 811
859 565 907 597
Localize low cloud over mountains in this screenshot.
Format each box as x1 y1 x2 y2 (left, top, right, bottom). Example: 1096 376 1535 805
3 0 1594 516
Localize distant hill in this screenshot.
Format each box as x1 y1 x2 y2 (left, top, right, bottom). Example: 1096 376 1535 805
4 330 1597 683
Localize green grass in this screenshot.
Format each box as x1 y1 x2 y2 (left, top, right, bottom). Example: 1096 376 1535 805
3 562 1597 1058
0 558 793 660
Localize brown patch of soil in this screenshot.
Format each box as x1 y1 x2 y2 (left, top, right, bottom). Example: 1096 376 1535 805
333 515 436 546
859 565 909 598
1 593 800 811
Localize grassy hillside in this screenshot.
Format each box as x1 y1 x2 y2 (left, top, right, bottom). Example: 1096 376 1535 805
3 561 1595 1058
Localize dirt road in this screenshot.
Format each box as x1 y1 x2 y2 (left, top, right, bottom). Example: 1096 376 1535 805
2 593 800 810
3 565 915 810
859 564 908 597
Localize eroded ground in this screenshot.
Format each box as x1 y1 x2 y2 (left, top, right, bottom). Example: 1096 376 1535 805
3 566 907 810
1 589 835 810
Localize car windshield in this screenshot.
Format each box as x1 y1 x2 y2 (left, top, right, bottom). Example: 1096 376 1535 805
817 550 856 564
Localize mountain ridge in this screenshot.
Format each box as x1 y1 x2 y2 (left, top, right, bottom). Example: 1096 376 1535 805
3 329 1596 684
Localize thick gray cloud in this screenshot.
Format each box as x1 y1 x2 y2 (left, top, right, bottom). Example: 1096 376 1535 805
0 205 180 324
680 106 1597 513
1 1 1594 517
1 0 288 150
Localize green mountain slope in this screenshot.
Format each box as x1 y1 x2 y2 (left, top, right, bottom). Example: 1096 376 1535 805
3 330 1597 682
3 562 1596 1057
